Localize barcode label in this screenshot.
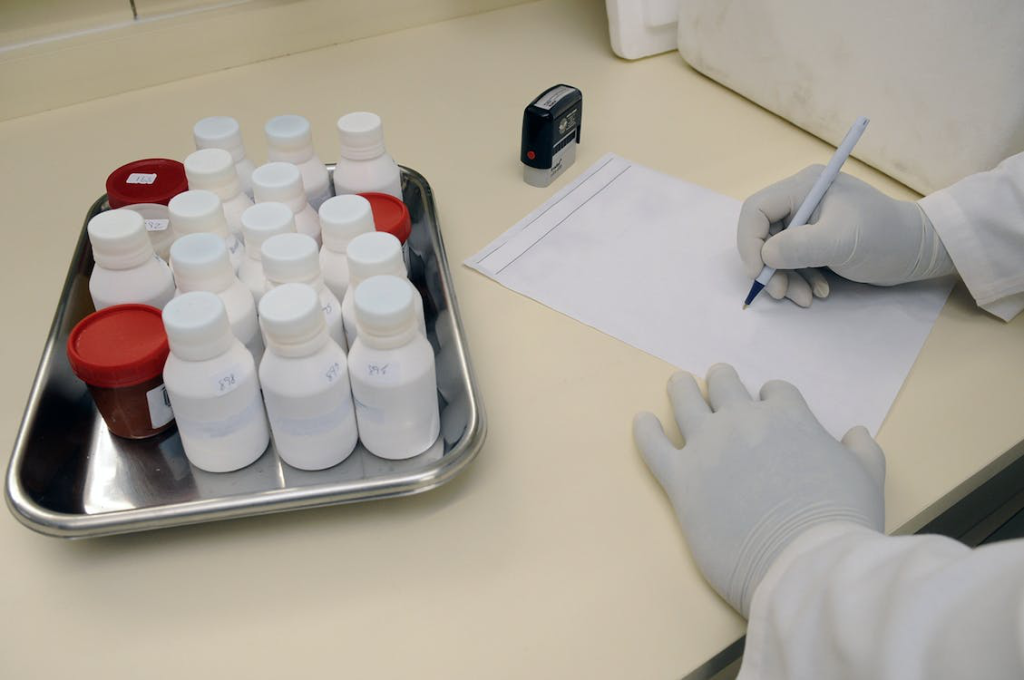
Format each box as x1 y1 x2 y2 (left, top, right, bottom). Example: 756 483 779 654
534 85 575 110
146 383 174 428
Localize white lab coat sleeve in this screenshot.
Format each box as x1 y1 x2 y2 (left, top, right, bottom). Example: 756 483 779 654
918 151 1024 321
736 521 1024 680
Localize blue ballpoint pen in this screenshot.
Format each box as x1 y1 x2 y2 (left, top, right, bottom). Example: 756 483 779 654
743 116 870 308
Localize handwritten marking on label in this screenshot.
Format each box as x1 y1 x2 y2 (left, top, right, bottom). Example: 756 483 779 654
127 173 157 185
362 361 401 385
212 367 243 395
325 362 341 383
144 218 169 232
367 363 390 377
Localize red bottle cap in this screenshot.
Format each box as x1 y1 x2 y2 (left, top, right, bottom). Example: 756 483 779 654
360 192 411 245
67 305 170 388
106 158 189 209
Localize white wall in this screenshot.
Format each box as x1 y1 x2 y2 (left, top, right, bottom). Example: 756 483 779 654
0 0 537 121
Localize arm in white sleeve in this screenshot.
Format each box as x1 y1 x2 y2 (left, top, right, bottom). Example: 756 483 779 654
737 521 1024 680
919 152 1024 321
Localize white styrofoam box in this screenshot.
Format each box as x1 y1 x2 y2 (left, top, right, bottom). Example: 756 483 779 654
606 0 680 60
676 0 1024 194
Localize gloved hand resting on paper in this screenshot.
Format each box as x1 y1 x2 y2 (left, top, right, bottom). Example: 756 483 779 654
632 364 885 616
737 166 956 307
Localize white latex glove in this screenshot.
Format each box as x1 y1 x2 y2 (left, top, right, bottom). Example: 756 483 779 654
633 364 885 617
737 166 956 306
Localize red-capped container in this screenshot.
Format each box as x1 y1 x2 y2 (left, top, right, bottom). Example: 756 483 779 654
106 159 189 260
361 192 412 270
360 192 411 243
67 304 175 439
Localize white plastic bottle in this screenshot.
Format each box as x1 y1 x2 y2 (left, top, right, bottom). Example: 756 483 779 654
349 275 439 459
238 202 296 303
261 233 346 351
193 116 256 199
318 194 376 302
168 190 244 272
265 115 333 211
258 283 358 470
87 209 175 311
333 112 402 200
251 162 321 247
341 232 426 349
162 291 270 472
184 148 253 243
170 233 264 362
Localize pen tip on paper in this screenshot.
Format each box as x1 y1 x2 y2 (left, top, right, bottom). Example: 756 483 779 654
742 304 748 310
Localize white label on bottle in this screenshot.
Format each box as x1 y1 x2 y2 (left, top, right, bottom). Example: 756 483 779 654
144 218 169 232
270 397 353 437
146 383 175 428
127 173 158 185
365 361 401 386
212 366 243 395
534 85 575 110
353 397 386 425
177 391 265 440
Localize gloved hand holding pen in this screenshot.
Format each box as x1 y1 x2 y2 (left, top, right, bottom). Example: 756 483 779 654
640 151 1024 677
737 166 957 307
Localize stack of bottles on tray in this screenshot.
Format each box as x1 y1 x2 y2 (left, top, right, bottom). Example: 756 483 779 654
66 113 440 472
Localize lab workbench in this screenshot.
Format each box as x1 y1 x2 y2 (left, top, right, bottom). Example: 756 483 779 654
2 0 1023 677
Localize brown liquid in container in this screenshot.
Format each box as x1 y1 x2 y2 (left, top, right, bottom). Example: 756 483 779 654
86 375 173 439
67 304 175 439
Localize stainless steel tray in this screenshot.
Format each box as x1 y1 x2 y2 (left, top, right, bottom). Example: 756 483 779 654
5 166 486 538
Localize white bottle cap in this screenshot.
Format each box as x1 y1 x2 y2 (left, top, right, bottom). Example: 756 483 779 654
170 233 235 293
162 290 234 361
346 231 405 285
240 202 295 259
169 190 230 238
261 232 321 285
184 148 241 200
354 274 416 337
87 209 154 270
193 116 246 163
251 162 306 205
319 195 375 252
337 112 386 160
258 282 326 352
265 115 313 151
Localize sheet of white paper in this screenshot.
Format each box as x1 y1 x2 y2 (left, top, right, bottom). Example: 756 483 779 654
466 153 954 436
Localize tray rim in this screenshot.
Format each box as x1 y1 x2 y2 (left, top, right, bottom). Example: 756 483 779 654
5 166 487 539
